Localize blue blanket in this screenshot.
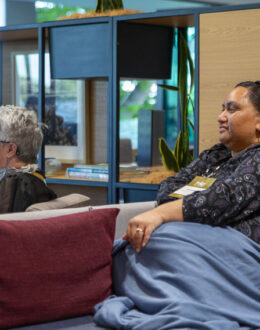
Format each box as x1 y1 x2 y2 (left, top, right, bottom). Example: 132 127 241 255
94 222 260 330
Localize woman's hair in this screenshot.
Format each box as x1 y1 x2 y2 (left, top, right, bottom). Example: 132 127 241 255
0 105 43 163
235 81 260 112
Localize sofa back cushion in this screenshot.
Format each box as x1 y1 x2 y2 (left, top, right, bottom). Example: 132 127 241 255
25 193 90 212
0 208 119 329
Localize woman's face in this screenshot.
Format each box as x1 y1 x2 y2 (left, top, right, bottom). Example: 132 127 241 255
218 86 260 153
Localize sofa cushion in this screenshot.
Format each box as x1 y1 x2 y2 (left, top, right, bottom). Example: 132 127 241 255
25 193 90 212
0 208 119 329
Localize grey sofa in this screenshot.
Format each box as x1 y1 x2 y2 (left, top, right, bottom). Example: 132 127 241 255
0 200 157 330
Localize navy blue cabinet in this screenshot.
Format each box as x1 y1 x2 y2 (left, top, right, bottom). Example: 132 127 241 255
49 23 111 79
49 20 173 80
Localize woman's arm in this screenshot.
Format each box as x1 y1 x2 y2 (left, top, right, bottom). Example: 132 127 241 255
123 144 231 252
123 199 183 252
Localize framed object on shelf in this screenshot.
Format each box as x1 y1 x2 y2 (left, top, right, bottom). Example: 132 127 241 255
12 51 88 164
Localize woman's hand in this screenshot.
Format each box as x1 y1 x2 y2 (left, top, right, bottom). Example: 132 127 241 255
122 199 184 253
122 209 164 253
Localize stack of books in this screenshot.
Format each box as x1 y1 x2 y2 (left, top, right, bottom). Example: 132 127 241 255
66 163 148 181
66 164 108 181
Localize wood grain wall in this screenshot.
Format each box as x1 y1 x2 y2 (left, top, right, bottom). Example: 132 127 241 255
199 8 260 152
89 79 108 164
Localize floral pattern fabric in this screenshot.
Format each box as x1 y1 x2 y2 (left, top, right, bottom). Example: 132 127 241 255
157 143 260 244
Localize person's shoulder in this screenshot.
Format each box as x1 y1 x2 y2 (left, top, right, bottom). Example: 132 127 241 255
0 170 27 189
201 143 229 154
5 170 22 180
240 144 260 160
5 169 44 185
199 143 231 162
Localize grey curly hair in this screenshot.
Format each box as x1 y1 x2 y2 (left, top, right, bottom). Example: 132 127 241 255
0 105 43 163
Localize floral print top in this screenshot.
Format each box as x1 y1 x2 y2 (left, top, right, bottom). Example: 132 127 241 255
157 143 260 244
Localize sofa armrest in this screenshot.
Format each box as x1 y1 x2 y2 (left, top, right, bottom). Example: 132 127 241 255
25 193 90 212
91 201 157 239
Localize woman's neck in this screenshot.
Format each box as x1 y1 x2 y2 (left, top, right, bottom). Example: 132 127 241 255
7 158 28 169
231 142 259 157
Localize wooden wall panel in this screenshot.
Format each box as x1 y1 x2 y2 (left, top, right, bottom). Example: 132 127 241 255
199 8 260 152
89 79 108 164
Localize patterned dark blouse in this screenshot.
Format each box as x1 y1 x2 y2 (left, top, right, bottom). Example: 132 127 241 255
157 143 260 244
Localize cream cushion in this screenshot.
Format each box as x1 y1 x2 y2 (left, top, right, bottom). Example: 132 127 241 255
25 193 90 212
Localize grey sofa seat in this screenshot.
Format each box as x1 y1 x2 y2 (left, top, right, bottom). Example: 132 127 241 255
11 315 108 330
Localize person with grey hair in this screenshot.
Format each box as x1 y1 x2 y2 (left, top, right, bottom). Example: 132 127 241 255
0 105 56 213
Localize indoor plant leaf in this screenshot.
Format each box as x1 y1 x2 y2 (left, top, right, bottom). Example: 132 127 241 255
157 84 179 92
173 131 184 168
159 137 179 172
96 0 124 12
158 31 194 172
187 40 194 97
178 33 188 132
187 118 194 132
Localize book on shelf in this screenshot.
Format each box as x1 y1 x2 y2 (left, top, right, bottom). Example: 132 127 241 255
72 163 147 174
72 164 108 174
66 168 108 180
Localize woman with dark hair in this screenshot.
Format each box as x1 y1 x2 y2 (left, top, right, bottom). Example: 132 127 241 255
125 81 260 249
94 82 260 330
0 105 56 213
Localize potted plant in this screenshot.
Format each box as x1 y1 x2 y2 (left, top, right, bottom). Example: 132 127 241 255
59 0 140 20
158 32 194 173
95 0 124 12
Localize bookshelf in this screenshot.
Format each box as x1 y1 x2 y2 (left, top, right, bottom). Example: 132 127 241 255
1 4 260 204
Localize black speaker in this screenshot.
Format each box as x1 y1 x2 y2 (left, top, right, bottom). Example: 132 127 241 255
136 110 165 167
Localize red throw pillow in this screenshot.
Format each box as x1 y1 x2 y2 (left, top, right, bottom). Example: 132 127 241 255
0 208 119 329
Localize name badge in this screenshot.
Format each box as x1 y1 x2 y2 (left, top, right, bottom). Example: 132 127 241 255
169 176 216 199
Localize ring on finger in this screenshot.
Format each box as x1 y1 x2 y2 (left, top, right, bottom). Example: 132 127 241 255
136 227 144 233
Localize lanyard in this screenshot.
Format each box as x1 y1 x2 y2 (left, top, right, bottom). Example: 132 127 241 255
203 165 223 178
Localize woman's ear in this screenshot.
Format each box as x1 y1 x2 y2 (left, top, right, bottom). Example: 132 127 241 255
256 115 260 131
6 143 18 159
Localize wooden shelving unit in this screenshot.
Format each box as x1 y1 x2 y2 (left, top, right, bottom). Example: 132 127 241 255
1 4 260 204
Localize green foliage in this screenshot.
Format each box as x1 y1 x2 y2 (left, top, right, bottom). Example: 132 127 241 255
95 0 124 12
120 80 156 119
158 32 194 172
159 137 179 172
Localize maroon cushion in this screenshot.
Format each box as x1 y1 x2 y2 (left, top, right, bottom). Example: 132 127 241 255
0 208 119 329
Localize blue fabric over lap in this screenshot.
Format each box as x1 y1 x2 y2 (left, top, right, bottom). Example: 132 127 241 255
94 222 260 330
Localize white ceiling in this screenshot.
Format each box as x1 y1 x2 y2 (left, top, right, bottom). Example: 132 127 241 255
8 0 260 12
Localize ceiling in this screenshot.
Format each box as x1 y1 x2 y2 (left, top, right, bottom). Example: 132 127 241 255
8 0 260 12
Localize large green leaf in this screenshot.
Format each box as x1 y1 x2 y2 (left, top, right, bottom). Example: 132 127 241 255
179 33 188 133
174 131 184 168
96 0 123 12
187 40 194 97
187 118 194 131
183 149 193 167
157 84 179 92
157 31 195 172
159 137 179 172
